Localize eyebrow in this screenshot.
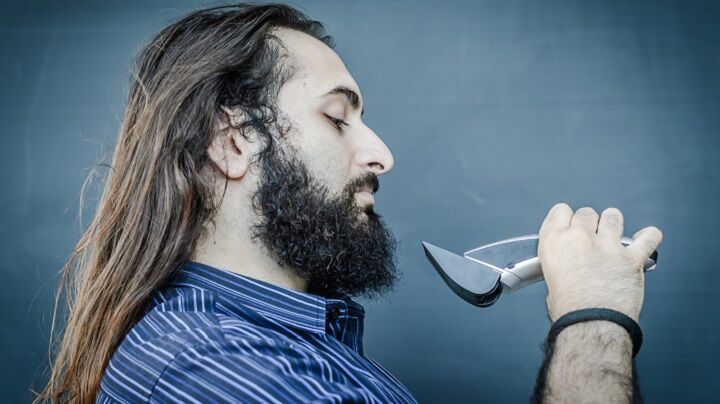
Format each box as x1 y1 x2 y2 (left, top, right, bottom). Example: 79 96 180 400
322 85 364 116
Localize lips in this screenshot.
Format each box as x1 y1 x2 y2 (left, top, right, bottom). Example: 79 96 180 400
355 190 375 206
351 173 379 207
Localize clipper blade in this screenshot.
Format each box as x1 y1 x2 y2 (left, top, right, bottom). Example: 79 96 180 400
422 241 502 307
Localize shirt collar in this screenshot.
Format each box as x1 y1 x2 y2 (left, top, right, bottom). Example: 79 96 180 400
168 261 366 338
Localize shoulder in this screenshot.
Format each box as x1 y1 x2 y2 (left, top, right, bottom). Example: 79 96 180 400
147 335 391 403
101 317 354 403
98 288 380 403
98 286 292 402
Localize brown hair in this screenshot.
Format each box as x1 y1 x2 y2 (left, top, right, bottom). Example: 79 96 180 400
35 4 332 402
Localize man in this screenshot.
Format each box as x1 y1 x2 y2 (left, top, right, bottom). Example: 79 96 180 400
39 3 663 403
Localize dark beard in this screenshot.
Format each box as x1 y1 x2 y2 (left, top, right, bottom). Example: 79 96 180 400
249 144 399 299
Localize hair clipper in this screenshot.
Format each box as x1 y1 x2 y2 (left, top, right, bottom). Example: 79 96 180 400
421 234 658 308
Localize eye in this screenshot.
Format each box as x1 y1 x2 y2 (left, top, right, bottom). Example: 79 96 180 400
324 114 349 131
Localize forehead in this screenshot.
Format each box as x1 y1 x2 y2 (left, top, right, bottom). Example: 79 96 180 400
273 28 361 97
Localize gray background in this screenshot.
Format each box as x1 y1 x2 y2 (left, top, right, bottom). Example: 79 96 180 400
2 0 718 402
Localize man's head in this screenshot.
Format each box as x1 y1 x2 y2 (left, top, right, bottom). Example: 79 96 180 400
41 4 398 402
207 27 399 298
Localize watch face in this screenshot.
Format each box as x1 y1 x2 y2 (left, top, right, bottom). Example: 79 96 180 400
465 237 539 270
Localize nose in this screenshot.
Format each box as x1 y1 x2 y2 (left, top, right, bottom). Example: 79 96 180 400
355 125 395 175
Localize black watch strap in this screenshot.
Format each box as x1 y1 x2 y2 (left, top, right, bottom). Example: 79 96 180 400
548 308 643 357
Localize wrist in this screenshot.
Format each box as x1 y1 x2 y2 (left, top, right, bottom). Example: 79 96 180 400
549 298 642 323
556 321 632 355
549 308 642 357
541 312 638 402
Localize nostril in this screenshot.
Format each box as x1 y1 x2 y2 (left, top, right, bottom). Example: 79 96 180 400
369 162 384 172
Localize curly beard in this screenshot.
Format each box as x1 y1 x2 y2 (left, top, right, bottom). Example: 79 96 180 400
249 144 399 299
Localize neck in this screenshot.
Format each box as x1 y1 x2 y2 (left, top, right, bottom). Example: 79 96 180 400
190 212 307 294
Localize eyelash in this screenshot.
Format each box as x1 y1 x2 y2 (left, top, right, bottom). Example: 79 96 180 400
325 114 349 131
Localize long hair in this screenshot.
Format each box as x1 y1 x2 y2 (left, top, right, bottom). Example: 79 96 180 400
35 4 333 402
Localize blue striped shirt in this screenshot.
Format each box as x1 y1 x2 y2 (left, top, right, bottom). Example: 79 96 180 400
97 261 417 403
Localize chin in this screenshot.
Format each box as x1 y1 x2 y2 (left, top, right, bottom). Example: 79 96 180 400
352 204 373 220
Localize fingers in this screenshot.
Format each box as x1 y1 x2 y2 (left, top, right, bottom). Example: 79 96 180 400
570 206 600 234
628 226 663 264
597 207 624 241
541 205 655 258
540 202 573 238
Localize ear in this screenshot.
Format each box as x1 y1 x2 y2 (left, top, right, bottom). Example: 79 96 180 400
207 106 254 180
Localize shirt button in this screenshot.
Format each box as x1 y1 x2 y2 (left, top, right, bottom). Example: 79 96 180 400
327 307 341 321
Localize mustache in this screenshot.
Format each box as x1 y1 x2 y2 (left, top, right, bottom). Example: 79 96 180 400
347 172 380 194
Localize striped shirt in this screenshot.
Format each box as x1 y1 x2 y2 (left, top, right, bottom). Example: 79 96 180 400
97 261 417 403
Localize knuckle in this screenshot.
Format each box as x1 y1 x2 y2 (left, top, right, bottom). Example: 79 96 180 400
576 206 598 217
605 216 620 226
601 208 623 225
602 207 623 219
567 225 591 240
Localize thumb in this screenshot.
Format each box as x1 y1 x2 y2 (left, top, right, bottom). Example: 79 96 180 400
628 226 663 265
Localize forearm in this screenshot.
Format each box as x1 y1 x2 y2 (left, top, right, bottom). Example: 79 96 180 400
533 321 639 403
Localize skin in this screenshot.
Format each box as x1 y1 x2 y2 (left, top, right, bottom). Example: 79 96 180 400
192 27 664 402
537 204 663 402
191 28 394 292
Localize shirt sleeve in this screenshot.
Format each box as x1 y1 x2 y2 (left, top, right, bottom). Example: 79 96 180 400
148 338 382 403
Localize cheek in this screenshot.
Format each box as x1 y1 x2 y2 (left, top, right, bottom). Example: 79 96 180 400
300 124 354 192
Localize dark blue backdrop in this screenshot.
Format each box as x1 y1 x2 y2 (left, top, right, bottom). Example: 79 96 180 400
2 0 718 402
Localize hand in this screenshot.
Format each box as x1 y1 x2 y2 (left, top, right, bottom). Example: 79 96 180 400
538 203 663 322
